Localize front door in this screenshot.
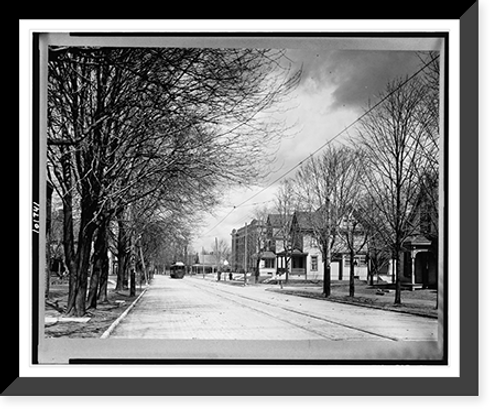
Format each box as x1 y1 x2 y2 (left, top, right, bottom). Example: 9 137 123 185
415 252 428 286
330 260 342 280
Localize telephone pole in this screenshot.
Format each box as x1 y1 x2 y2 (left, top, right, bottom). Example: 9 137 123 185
244 222 248 285
323 189 332 297
202 246 205 279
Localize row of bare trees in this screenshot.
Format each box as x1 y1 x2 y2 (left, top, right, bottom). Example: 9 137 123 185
46 46 301 316
268 52 440 304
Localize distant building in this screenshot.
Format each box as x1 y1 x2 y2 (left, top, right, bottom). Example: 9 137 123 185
231 211 369 282
231 219 266 273
191 253 220 275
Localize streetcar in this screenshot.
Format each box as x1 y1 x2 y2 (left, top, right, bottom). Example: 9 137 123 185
169 262 186 279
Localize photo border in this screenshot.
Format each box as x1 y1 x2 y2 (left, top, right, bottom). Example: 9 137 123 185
34 32 448 367
8 13 477 393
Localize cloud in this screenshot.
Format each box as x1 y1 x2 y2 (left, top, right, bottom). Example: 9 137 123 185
193 48 432 251
288 49 425 111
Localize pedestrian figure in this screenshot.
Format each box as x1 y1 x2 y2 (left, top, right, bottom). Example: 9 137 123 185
217 270 221 281
229 271 233 281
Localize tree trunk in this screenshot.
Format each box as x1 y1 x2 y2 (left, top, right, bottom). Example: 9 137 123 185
130 249 136 297
130 268 136 296
129 232 137 297
367 255 374 286
323 260 331 297
45 183 53 299
87 219 108 309
98 250 109 302
255 256 260 283
323 242 331 297
116 207 129 291
394 245 402 305
67 219 96 316
62 204 77 313
138 243 148 285
60 151 78 314
349 250 355 297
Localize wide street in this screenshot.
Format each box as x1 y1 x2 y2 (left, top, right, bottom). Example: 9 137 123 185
107 274 438 342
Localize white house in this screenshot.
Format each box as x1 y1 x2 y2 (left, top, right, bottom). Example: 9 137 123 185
288 211 369 281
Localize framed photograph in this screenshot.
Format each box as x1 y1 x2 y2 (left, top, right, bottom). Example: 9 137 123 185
10 12 477 394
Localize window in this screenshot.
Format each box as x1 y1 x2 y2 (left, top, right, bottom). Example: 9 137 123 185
344 255 367 267
264 258 275 269
310 256 318 271
292 257 305 269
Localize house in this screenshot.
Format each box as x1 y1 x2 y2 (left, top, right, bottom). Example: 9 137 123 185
191 253 221 275
236 211 370 282
287 211 369 281
261 212 312 279
401 179 439 289
231 219 267 274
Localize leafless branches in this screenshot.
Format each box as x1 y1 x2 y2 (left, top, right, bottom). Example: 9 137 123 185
46 45 301 316
265 53 440 304
355 74 439 303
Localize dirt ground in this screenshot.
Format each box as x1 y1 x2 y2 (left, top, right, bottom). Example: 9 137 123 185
44 276 142 338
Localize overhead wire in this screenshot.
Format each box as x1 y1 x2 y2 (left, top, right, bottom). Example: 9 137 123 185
199 54 439 238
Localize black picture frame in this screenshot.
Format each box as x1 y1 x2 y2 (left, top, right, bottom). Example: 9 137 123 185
6 8 479 396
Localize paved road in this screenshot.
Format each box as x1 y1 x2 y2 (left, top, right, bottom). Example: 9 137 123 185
107 274 438 342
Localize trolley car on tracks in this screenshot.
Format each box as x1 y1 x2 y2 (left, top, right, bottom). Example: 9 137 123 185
169 262 186 279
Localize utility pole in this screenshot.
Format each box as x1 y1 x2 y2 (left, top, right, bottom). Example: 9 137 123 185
215 237 220 281
323 190 332 297
244 222 248 286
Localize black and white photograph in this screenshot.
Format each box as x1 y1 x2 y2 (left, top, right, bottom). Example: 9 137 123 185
35 32 448 364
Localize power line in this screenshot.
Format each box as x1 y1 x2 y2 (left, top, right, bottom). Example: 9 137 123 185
200 55 439 238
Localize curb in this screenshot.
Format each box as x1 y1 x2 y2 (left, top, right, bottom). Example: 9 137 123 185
100 286 149 339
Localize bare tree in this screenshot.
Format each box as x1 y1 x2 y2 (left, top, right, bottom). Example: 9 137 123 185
356 76 437 304
47 46 301 316
358 196 393 286
295 144 364 297
251 205 270 282
273 179 300 283
415 52 440 253
212 238 231 280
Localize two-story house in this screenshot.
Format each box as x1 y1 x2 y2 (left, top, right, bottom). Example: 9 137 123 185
233 209 373 282
248 211 369 281
289 211 369 281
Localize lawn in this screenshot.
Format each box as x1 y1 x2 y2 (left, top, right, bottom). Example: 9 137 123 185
266 278 439 318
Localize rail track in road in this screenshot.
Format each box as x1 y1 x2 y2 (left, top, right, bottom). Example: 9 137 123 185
188 277 400 342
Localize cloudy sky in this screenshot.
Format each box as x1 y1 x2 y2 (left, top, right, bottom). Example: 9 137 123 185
192 47 429 254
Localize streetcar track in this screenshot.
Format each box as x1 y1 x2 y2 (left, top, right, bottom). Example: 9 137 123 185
189 278 399 342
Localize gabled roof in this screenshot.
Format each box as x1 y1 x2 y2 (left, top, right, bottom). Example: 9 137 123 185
292 211 323 231
266 214 281 227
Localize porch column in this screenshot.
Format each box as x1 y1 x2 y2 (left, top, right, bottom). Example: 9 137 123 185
411 252 416 289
